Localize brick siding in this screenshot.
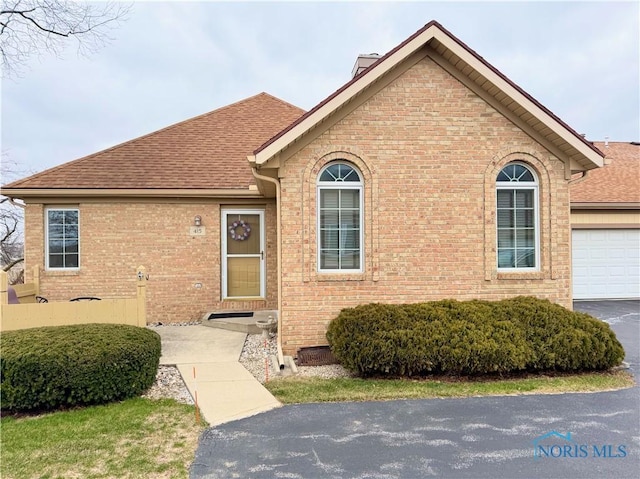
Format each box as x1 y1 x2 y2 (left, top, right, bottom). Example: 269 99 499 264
25 201 278 323
22 56 574 355
278 56 572 356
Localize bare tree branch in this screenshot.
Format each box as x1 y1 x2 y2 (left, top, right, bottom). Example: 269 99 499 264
1 152 27 282
2 256 23 272
0 0 131 78
0 214 17 243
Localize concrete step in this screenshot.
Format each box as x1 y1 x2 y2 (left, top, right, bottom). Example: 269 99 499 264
201 310 277 335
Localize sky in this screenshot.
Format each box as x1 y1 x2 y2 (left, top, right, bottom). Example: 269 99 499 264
1 0 639 182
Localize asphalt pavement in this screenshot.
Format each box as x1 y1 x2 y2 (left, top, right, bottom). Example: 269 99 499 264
191 300 640 479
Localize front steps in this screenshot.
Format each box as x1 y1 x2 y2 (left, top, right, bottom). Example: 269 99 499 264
201 310 278 335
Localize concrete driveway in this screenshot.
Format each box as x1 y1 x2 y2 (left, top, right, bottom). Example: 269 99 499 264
191 301 640 479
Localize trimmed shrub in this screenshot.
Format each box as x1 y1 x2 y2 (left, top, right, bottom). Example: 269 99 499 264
326 297 624 377
494 297 625 372
1 324 161 413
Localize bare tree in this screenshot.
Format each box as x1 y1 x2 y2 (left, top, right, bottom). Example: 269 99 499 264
1 155 27 283
1 197 23 277
0 0 130 77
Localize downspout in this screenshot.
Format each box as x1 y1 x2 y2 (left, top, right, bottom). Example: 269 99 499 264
251 167 285 370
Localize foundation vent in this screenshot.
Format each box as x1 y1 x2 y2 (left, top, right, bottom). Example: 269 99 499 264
296 346 337 366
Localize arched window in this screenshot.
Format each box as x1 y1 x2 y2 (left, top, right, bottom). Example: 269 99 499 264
496 162 539 270
317 162 363 272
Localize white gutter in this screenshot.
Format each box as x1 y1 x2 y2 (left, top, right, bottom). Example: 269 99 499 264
251 167 285 370
0 188 263 199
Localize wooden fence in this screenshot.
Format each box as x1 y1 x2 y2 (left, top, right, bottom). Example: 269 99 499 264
0 266 147 331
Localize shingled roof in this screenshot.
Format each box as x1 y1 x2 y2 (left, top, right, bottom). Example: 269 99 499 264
3 93 304 192
571 142 640 206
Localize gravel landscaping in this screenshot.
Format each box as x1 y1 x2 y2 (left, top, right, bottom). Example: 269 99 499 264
239 333 354 383
143 328 353 404
142 365 195 404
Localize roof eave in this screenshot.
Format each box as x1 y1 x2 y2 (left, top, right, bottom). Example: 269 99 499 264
427 30 604 169
571 202 640 210
0 188 265 200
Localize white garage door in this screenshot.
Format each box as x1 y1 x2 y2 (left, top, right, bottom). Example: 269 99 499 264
572 229 640 300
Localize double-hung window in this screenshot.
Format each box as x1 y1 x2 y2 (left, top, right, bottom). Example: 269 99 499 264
317 162 363 272
46 208 79 269
496 163 539 270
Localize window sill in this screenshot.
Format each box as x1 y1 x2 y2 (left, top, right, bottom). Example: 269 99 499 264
222 297 266 302
44 269 81 276
496 271 546 281
315 273 367 282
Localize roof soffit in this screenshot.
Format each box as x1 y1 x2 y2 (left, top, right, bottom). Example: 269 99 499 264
0 188 265 201
427 35 603 170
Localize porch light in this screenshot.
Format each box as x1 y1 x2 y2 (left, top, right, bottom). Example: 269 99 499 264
194 215 202 227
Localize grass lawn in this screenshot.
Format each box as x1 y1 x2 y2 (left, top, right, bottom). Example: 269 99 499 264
266 370 634 404
1 372 632 479
0 398 205 479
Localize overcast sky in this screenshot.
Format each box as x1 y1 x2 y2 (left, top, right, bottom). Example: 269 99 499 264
1 1 638 182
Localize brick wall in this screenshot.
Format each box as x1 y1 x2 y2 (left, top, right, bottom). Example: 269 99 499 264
278 56 572 356
24 200 278 323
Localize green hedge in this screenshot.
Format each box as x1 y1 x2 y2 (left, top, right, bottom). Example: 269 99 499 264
1 324 161 413
326 297 624 377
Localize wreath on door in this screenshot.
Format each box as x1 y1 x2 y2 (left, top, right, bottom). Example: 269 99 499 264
228 220 251 241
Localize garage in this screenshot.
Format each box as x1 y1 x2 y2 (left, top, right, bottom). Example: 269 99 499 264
570 141 639 300
572 229 640 300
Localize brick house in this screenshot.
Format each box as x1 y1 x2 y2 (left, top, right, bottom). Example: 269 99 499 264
2 21 609 359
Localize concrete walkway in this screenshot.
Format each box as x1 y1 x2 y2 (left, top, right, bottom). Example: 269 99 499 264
155 325 281 426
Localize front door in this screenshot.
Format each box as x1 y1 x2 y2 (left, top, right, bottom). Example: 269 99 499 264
221 210 265 299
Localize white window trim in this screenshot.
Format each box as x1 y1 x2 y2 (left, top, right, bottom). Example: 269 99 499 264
496 163 540 272
316 163 364 273
45 207 80 271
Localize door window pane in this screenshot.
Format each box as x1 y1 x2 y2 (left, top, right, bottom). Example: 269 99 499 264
226 214 260 255
227 257 260 297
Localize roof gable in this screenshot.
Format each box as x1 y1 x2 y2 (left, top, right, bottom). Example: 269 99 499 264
3 93 304 194
250 21 604 171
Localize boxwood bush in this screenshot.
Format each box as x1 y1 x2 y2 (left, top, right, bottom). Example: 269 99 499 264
1 324 161 413
326 297 624 377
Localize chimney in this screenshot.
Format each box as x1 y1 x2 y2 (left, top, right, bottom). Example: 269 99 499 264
351 53 381 78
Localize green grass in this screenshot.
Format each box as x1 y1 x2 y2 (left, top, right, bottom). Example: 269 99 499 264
1 373 632 479
0 398 206 479
266 370 634 404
